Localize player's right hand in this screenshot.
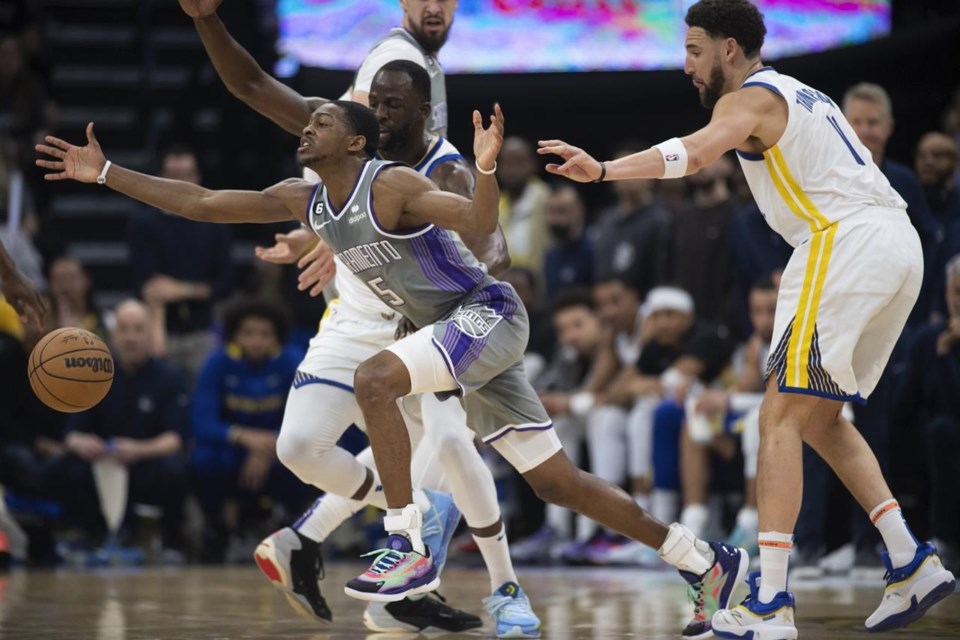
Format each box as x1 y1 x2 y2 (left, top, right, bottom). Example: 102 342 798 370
296 241 336 297
255 229 315 265
178 0 223 19
35 123 106 184
537 139 603 183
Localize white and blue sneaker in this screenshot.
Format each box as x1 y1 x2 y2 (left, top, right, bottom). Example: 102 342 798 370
712 572 798 640
421 489 462 576
483 581 542 638
865 541 956 633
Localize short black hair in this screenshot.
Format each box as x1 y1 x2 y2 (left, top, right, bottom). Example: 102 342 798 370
224 298 290 345
552 288 595 316
375 60 431 103
685 0 766 59
330 100 380 158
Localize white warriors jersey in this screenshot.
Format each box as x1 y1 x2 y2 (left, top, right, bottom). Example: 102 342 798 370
735 68 907 248
331 135 465 318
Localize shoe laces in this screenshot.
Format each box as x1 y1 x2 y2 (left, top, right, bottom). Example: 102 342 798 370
687 581 706 619
361 548 408 575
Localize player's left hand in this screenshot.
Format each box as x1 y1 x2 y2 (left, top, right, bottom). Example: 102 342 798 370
473 103 504 174
537 139 603 183
0 269 46 329
35 123 106 184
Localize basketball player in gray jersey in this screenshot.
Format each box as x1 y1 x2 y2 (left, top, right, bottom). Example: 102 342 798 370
179 5 537 635
39 101 748 639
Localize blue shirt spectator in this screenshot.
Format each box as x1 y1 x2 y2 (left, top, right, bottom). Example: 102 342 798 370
189 298 310 562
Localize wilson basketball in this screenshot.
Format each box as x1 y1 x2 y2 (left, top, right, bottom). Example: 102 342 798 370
28 327 114 413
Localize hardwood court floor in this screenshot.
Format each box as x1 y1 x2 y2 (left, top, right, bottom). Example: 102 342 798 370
0 564 958 639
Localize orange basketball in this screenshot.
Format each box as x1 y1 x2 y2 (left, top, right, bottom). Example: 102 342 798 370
28 327 114 413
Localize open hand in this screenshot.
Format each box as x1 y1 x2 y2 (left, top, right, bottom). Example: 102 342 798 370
537 139 602 183
178 0 223 18
35 123 107 184
255 229 314 265
473 103 505 173
296 240 336 297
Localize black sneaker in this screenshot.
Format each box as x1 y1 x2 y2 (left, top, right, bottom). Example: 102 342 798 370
364 592 483 632
254 527 332 622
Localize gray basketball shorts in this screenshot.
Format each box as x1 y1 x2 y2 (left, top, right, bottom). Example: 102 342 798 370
386 288 555 449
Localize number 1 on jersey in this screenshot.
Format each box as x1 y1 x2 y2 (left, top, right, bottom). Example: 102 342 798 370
367 277 405 307
826 115 866 166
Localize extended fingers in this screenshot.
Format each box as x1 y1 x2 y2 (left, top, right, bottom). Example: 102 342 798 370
35 158 64 170
43 135 72 151
35 143 65 159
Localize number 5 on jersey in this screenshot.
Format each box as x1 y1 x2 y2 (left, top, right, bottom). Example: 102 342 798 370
367 277 405 306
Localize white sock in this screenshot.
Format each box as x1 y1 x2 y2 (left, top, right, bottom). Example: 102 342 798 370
634 493 651 512
680 503 709 538
652 489 679 524
758 531 793 603
658 522 716 575
871 500 919 568
293 494 363 543
474 525 518 590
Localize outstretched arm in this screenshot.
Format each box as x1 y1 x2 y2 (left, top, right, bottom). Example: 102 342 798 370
430 159 511 276
538 89 772 182
36 124 307 224
385 105 505 235
0 241 46 328
180 1 324 136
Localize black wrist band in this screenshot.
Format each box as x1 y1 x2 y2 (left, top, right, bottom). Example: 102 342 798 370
593 162 606 183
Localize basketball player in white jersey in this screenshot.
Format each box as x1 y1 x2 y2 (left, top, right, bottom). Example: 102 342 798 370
177 3 541 635
539 1 956 637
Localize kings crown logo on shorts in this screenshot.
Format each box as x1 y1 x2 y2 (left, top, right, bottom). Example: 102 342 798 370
452 305 502 338
64 357 113 374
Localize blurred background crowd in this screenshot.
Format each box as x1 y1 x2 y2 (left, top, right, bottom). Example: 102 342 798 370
1 0 960 584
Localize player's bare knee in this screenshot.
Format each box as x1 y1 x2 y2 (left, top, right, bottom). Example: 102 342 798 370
354 358 404 408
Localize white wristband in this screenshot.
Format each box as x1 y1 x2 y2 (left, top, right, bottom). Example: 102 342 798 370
96 160 112 185
654 138 688 179
475 160 497 175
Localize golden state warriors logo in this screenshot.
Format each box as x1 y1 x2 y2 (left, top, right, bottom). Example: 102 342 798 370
451 305 502 338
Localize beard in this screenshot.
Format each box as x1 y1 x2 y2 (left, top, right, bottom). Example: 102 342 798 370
379 122 416 156
700 62 725 109
410 21 452 52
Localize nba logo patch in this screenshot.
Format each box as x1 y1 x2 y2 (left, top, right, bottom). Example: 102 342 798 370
665 154 680 162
